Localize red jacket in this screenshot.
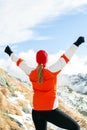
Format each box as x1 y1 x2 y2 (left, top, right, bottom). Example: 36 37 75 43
29 68 60 110
10 44 77 110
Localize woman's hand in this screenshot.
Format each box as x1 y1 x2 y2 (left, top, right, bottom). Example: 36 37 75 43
4 46 13 56
74 36 85 46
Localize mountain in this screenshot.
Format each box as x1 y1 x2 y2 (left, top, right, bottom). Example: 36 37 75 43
58 85 87 118
0 68 87 130
69 73 87 94
59 73 87 94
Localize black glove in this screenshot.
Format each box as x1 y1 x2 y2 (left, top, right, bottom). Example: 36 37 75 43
74 36 85 46
4 46 13 56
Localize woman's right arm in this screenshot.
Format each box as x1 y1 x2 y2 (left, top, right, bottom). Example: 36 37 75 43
48 36 85 73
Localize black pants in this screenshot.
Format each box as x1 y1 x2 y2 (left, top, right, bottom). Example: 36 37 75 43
32 108 80 130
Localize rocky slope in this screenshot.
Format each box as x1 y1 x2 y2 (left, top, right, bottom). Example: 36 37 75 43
0 68 87 130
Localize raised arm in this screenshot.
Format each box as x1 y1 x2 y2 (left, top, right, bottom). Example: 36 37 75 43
4 46 34 75
48 36 85 72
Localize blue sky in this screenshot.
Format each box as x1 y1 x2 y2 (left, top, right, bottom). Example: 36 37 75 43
0 0 87 56
17 12 87 56
0 0 87 75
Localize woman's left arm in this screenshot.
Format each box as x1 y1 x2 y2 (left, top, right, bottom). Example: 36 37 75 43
4 46 34 75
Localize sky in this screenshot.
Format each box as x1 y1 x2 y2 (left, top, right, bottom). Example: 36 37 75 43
0 0 87 77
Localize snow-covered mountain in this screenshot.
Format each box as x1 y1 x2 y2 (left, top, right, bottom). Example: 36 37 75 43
69 73 87 94
58 85 87 117
58 73 87 118
59 73 87 94
0 68 87 130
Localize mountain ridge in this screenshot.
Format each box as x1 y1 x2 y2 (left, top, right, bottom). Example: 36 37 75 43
0 68 87 130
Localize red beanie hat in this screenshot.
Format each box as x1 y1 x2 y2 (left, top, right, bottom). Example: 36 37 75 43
36 50 48 65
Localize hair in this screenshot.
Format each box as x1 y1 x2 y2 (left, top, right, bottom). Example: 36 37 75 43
36 50 48 83
37 64 43 83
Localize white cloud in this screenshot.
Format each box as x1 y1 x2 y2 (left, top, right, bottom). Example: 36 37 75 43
0 0 87 45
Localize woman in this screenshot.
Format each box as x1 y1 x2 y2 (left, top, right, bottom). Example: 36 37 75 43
4 36 84 130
